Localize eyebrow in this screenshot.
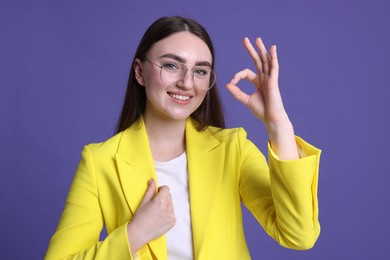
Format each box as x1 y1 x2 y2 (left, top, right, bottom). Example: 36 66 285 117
158 53 212 67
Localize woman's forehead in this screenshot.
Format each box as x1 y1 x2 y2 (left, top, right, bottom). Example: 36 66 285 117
148 32 212 63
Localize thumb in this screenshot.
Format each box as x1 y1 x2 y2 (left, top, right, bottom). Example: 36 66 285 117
140 179 156 206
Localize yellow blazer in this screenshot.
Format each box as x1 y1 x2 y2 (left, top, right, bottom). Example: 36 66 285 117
45 118 321 260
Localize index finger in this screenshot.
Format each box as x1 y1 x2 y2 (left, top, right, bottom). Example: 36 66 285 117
158 185 170 194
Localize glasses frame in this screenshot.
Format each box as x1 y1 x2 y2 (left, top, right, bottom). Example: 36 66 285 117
142 58 216 91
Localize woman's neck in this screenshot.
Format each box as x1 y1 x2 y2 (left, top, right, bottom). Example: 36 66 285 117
143 114 187 162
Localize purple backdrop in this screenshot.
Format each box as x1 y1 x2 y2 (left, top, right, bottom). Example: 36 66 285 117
1 0 389 259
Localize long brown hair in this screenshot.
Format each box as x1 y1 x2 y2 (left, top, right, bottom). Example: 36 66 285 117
115 16 225 134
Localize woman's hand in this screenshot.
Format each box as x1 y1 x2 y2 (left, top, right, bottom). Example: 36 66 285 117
226 37 288 125
127 179 176 255
227 37 299 160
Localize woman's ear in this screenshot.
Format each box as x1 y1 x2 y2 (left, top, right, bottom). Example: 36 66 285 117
134 58 145 86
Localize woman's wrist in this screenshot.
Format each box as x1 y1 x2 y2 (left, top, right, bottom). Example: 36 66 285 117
127 221 144 255
265 118 299 160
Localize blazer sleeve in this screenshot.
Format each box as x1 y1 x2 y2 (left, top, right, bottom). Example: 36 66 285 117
44 146 134 260
238 129 321 250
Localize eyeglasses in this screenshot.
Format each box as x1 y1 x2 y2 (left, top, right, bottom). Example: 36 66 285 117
143 59 216 91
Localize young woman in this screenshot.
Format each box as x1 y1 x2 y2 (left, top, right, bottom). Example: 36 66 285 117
45 16 321 260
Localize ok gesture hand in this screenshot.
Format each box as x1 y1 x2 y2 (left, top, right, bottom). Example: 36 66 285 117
227 37 299 160
227 37 287 124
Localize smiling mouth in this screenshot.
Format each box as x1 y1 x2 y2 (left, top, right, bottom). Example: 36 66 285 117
168 92 192 101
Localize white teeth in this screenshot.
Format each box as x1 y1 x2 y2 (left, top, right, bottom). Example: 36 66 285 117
170 94 190 101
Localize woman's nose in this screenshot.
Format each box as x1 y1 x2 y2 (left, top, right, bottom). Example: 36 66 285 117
176 69 195 89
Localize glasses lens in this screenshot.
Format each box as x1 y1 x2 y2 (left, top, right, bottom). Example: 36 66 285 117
192 67 216 90
160 64 216 90
158 63 178 86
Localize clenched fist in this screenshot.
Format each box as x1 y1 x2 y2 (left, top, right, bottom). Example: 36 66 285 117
127 179 176 254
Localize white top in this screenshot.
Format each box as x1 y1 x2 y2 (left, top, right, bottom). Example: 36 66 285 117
154 152 193 260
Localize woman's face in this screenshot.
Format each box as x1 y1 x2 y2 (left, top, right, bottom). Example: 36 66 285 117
135 32 213 122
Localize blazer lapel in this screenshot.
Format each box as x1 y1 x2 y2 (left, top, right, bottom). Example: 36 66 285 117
186 119 225 259
115 118 167 260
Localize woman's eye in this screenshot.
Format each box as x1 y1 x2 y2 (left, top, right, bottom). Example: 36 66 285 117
194 67 209 77
163 63 179 71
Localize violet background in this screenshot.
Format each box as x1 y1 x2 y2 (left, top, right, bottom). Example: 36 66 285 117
1 0 389 259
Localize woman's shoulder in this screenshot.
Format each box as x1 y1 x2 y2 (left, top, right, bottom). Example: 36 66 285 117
204 125 248 143
82 131 124 157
